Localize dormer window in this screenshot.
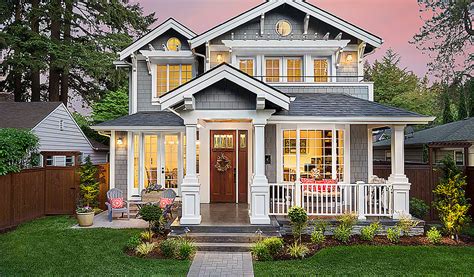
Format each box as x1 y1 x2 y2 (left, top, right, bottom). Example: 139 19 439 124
156 64 192 96
275 20 292 37
166 37 181 51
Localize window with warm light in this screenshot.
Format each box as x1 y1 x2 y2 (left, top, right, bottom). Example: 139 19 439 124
156 64 192 96
239 59 254 76
276 20 292 37
265 58 280 82
287 58 302 82
166 37 181 51
314 59 329 82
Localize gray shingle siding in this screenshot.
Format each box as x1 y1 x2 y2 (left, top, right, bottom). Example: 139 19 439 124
115 131 128 195
136 61 156 112
350 125 368 183
265 124 277 183
194 80 256 110
336 63 358 83
274 85 369 100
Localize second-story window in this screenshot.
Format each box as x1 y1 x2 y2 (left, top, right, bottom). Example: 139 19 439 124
314 59 329 82
287 58 302 82
265 58 280 82
239 59 254 76
156 64 192 96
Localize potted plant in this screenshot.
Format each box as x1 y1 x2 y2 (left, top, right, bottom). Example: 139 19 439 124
76 206 94 227
76 156 99 226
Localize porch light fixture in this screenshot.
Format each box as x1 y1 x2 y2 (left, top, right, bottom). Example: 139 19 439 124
346 54 353 62
216 54 224 63
116 137 123 145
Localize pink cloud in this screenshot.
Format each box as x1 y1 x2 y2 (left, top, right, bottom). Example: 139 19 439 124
135 0 430 77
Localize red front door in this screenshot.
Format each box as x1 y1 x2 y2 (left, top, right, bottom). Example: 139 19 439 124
210 130 236 203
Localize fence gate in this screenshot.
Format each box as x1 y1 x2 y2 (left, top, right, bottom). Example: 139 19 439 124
44 167 79 215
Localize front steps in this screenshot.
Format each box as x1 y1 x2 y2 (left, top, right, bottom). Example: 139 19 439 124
170 219 281 252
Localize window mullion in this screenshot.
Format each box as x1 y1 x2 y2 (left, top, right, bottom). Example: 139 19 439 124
166 65 170 92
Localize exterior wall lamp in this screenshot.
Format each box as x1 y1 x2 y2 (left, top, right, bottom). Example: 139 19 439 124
216 54 224 63
117 137 123 145
346 54 353 62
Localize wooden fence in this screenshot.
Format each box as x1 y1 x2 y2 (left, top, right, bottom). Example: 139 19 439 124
374 164 474 220
0 164 110 232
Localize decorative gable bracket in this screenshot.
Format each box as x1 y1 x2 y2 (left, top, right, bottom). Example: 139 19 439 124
184 95 195 110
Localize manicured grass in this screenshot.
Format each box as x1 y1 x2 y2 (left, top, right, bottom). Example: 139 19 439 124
0 216 190 276
254 245 474 276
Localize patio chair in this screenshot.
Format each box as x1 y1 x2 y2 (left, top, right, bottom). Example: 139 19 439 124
160 189 177 218
105 188 130 222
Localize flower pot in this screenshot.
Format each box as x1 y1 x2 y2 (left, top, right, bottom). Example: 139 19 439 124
76 211 95 227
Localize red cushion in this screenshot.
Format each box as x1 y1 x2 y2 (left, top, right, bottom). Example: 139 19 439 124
159 198 174 209
110 197 123 209
303 179 338 192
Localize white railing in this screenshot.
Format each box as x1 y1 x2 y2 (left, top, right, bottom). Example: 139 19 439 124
269 182 393 217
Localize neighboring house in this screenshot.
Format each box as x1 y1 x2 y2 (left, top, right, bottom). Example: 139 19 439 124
374 118 474 166
93 0 434 225
0 102 108 166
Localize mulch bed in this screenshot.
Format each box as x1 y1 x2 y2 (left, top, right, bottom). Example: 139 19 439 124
271 234 474 260
125 233 170 259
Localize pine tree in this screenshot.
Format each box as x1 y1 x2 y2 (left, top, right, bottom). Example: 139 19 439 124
79 156 100 208
442 89 454 124
457 85 468 120
467 78 474 117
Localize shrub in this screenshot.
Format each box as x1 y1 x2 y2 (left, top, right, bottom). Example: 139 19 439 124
396 214 419 236
338 213 357 228
433 158 471 241
333 225 352 244
360 222 381 241
135 242 156 256
427 227 442 244
139 204 162 233
78 156 100 208
310 229 325 245
140 230 153 242
261 237 284 257
386 227 401 243
313 220 328 234
159 239 178 258
0 128 39 175
410 197 430 219
288 242 309 259
251 241 272 261
288 206 308 242
126 234 142 251
176 239 196 260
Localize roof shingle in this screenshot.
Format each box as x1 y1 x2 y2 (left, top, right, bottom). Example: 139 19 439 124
0 102 62 129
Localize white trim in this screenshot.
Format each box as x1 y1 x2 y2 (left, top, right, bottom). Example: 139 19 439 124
268 116 435 124
140 50 194 59
159 64 291 111
367 126 373 180
189 0 382 49
131 55 138 114
92 126 185 131
127 132 134 200
119 18 196 60
222 39 350 50
110 131 116 189
151 63 194 103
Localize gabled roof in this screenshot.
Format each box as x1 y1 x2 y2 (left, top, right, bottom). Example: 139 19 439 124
271 93 435 123
189 0 383 49
0 102 62 129
374 117 474 147
159 63 291 110
93 111 184 130
119 18 196 60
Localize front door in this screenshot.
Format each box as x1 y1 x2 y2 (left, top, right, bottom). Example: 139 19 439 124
210 130 236 202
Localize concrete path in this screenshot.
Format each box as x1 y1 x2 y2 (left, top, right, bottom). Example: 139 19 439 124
71 211 147 229
187 252 254 277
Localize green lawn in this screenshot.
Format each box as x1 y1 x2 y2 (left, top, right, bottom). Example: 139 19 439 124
254 245 474 276
0 216 190 276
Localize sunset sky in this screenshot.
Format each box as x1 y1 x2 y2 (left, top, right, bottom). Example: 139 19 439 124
135 0 430 78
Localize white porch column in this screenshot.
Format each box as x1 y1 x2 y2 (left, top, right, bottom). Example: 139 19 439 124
388 124 410 219
180 124 201 225
250 123 271 225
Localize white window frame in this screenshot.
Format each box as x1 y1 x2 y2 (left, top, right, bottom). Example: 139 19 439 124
263 56 303 83
151 64 193 102
276 123 349 184
237 57 256 76
313 57 330 82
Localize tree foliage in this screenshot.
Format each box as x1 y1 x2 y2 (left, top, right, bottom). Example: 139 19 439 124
0 0 155 104
79 156 100 208
0 128 39 175
412 0 473 81
91 86 129 123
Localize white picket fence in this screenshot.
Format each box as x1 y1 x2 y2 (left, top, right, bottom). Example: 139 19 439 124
269 181 393 217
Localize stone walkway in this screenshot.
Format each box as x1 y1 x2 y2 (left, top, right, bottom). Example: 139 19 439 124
187 252 254 277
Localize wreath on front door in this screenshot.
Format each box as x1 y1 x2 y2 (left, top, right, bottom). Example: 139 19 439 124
215 153 232 172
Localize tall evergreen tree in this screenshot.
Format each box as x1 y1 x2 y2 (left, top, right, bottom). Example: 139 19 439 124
442 89 455 124
457 85 468 120
467 78 474 117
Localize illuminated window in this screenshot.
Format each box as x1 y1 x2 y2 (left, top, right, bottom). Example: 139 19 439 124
265 58 280 82
240 133 247 149
213 135 234 149
275 20 292 37
283 130 297 182
133 134 139 189
166 37 181 51
144 135 158 188
164 135 179 189
287 58 302 82
156 64 192 96
239 59 254 76
314 59 329 82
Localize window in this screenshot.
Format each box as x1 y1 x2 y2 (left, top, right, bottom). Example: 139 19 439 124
239 59 254 76
166 37 181 51
314 59 329 82
275 20 292 36
213 134 234 149
45 155 75 167
133 134 139 189
265 58 280 82
156 64 192 96
144 135 158 188
287 58 302 82
65 156 75 167
282 128 345 182
435 149 464 166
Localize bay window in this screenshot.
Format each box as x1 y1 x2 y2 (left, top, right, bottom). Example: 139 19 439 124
156 64 192 97
282 127 345 183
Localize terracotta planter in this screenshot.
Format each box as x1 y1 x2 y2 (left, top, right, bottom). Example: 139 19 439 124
76 211 95 227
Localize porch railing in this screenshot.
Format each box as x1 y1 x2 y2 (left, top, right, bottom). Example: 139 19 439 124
269 181 393 217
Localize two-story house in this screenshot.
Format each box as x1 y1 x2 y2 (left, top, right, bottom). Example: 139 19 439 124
93 0 434 225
